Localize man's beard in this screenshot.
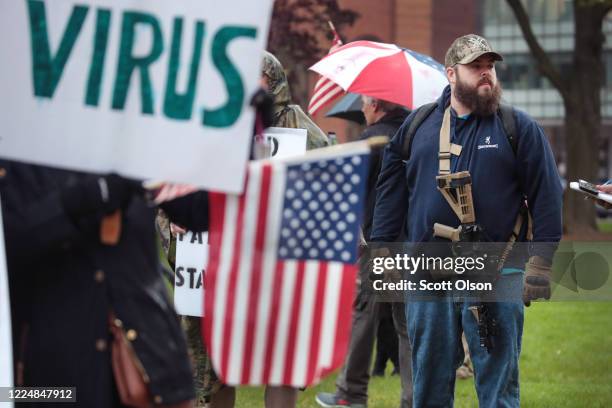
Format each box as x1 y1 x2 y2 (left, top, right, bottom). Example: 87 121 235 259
453 72 502 116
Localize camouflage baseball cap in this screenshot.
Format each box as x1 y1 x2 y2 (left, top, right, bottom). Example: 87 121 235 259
444 34 503 67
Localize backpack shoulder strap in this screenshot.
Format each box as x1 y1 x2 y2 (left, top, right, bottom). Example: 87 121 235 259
401 102 438 159
498 103 518 156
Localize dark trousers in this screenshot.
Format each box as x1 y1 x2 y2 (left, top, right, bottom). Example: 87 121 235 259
372 303 400 375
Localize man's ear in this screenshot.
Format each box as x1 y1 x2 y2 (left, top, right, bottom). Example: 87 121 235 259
372 100 381 113
446 66 456 86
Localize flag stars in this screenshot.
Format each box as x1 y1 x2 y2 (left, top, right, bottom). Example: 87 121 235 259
278 155 366 262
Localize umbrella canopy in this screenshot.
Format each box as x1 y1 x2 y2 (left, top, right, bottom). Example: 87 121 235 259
310 41 448 109
325 93 365 124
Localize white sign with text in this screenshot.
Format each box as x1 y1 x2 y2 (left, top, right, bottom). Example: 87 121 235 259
0 0 273 193
264 127 308 159
174 231 208 317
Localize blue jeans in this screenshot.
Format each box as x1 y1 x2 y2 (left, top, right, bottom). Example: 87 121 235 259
405 274 524 408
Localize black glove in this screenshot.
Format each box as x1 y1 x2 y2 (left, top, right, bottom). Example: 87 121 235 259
61 174 143 218
250 88 274 129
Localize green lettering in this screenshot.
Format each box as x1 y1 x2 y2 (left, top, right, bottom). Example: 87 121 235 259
202 26 257 128
112 12 163 115
26 0 88 98
85 9 111 106
163 19 205 120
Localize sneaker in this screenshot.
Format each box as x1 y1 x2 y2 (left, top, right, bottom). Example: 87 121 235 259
315 392 367 408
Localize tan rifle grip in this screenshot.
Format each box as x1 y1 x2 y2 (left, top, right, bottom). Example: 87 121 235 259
433 223 460 242
101 210 122 245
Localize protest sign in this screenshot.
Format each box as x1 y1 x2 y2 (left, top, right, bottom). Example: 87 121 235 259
0 196 14 404
264 127 308 159
174 231 208 317
0 0 273 193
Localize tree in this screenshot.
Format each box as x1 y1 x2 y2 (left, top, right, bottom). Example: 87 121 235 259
266 0 359 107
506 0 612 233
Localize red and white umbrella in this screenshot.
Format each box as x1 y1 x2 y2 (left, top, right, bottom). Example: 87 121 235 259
309 41 448 109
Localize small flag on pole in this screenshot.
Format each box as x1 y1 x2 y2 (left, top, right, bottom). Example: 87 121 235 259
307 22 345 117
204 141 371 387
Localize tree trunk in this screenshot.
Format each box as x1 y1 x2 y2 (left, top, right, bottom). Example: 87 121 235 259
562 2 608 233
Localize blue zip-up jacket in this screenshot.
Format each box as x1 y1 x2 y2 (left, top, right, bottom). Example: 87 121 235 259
371 86 563 262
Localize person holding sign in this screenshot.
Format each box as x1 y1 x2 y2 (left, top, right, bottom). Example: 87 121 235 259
261 51 329 151
0 159 209 408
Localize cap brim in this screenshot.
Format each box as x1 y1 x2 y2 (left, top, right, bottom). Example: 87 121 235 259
457 51 503 65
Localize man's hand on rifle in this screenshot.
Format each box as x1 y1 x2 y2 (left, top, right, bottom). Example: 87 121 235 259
523 255 552 306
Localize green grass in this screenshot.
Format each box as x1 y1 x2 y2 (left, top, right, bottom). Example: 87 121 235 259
597 219 612 233
234 302 612 407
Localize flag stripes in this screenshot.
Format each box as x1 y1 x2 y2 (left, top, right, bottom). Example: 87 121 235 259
204 159 358 387
307 29 345 116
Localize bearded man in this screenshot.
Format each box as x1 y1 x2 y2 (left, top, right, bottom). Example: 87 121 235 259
370 34 562 407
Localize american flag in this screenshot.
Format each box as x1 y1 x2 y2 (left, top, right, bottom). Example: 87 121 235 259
203 142 370 387
307 26 344 116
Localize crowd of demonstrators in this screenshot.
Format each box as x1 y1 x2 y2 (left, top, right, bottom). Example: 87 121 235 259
316 96 412 408
371 34 562 407
1 34 565 408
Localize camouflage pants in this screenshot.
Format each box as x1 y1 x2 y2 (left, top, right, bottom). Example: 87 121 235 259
181 316 223 405
157 211 223 405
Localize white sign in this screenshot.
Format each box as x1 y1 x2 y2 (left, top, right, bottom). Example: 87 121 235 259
0 0 273 193
174 231 208 317
0 196 14 407
264 127 308 159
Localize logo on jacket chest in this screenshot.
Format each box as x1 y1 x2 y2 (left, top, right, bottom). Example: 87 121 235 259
477 136 498 150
